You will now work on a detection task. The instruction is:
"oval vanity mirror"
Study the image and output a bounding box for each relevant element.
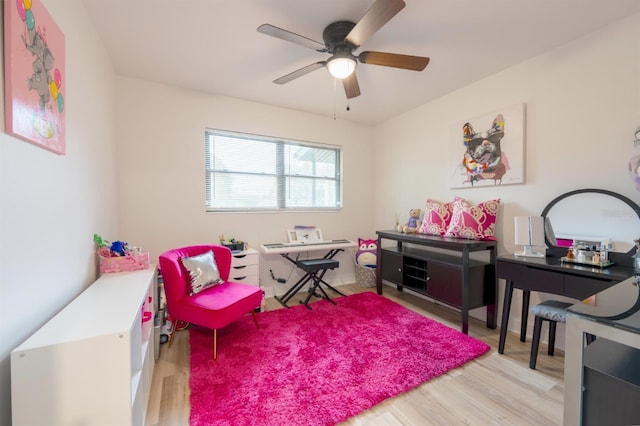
[541,189,640,259]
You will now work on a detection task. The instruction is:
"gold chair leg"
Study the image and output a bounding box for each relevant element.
[213,329,217,360]
[168,320,189,348]
[252,311,260,329]
[168,323,177,348]
[212,312,258,360]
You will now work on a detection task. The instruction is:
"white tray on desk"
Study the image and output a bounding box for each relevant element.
[560,256,614,269]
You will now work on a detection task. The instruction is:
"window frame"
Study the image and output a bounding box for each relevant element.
[205,129,343,213]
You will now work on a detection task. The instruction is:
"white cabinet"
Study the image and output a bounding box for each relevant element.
[11,267,156,426]
[230,248,259,285]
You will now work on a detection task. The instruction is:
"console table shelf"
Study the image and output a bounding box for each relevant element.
[376,230,497,334]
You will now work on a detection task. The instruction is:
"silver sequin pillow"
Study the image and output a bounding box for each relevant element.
[181,250,223,295]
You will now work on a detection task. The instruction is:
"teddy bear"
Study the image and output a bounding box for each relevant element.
[397,208,422,233]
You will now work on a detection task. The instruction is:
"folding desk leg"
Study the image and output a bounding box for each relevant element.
[320,278,346,297]
[315,269,346,296]
[319,248,345,296]
[300,274,337,309]
[315,281,336,305]
[275,274,313,308]
[300,275,320,309]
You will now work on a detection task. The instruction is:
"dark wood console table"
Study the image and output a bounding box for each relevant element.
[376,230,498,334]
[497,254,634,354]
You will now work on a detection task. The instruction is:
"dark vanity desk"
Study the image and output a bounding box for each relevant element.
[497,254,634,354]
[564,277,640,425]
[498,187,640,354]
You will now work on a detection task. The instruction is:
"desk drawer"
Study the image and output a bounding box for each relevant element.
[231,274,259,285]
[229,265,259,281]
[498,261,563,292]
[231,252,258,267]
[497,260,525,280]
[564,275,616,299]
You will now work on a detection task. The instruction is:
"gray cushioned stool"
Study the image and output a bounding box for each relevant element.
[529,300,573,369]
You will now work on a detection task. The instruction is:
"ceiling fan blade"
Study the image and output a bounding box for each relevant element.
[345,0,406,48]
[273,61,326,85]
[342,73,361,99]
[257,24,327,52]
[359,51,429,71]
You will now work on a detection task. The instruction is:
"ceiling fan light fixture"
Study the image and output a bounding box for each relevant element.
[327,55,357,79]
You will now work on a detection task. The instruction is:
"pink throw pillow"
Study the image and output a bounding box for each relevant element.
[444,197,501,240]
[418,199,453,235]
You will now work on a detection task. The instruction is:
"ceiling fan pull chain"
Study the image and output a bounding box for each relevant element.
[333,78,338,120]
[346,99,350,112]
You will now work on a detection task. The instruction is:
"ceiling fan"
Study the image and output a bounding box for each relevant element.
[257,0,429,99]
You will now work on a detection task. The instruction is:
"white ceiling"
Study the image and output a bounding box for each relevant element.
[82,0,640,125]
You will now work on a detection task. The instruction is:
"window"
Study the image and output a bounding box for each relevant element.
[205,130,342,211]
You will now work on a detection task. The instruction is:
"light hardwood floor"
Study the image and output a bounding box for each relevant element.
[146,284,565,426]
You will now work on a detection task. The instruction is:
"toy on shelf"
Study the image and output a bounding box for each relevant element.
[218,235,246,252]
[94,233,149,273]
[396,209,422,234]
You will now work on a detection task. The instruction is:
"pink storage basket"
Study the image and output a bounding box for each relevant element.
[99,252,150,274]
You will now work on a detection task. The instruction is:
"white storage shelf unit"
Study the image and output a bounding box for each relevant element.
[11,267,157,426]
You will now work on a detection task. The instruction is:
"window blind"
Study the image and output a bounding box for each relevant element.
[205,130,342,211]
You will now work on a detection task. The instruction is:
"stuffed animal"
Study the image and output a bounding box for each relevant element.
[355,238,377,267]
[397,208,422,233]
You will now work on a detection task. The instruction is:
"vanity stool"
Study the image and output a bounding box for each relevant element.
[529,300,573,369]
[530,300,598,369]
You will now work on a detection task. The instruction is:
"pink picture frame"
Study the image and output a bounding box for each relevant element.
[4,0,66,155]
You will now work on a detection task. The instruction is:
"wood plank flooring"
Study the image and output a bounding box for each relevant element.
[145,284,565,425]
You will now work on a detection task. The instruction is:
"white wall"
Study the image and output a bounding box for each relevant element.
[0,1,119,425]
[1,6,638,425]
[114,78,376,297]
[373,14,640,341]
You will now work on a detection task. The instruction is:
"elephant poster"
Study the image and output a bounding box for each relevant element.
[4,0,66,155]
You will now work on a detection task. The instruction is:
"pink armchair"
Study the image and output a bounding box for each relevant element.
[158,245,262,359]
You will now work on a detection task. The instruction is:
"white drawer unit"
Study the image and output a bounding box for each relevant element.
[230,248,260,285]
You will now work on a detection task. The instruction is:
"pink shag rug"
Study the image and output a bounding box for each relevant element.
[189,292,490,426]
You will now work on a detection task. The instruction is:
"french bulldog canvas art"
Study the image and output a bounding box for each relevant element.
[461,114,511,186]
